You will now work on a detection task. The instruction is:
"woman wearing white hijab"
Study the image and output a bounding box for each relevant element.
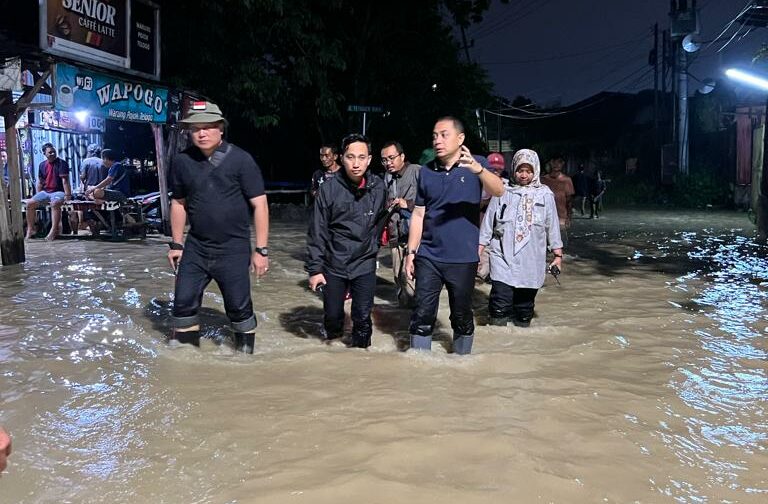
[479,149,563,327]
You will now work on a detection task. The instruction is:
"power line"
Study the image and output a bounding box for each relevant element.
[479,29,650,66]
[472,0,556,42]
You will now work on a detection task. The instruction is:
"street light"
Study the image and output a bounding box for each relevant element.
[725,68,768,91]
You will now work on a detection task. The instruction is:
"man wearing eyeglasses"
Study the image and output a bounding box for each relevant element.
[381,141,420,308]
[166,101,269,354]
[310,143,341,199]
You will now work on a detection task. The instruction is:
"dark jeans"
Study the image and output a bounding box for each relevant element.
[172,244,256,332]
[323,271,377,344]
[410,257,477,337]
[488,281,537,325]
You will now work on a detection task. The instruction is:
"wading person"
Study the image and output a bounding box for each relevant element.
[306,134,387,348]
[25,142,72,240]
[167,101,269,353]
[479,149,562,327]
[310,143,341,199]
[404,117,504,355]
[541,154,574,247]
[381,140,420,307]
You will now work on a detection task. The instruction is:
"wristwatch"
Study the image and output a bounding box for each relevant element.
[406,249,417,255]
[168,241,184,250]
[255,247,269,257]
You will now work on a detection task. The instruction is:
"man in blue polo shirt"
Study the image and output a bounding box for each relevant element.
[404,116,504,355]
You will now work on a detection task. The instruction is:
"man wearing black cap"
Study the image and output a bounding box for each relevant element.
[166,101,270,353]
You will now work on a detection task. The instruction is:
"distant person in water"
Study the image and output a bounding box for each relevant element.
[479,149,563,327]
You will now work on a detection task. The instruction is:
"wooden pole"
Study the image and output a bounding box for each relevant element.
[151,123,171,236]
[0,110,25,265]
[0,65,52,265]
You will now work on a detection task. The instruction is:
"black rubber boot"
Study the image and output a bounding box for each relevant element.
[489,316,508,327]
[512,318,531,328]
[170,329,200,347]
[234,332,255,354]
[410,334,432,351]
[453,334,474,355]
[348,334,371,349]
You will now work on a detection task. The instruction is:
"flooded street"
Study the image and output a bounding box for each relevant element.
[1,208,767,503]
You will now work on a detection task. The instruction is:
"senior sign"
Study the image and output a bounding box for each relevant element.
[44,0,128,69]
[55,63,168,123]
[40,0,161,80]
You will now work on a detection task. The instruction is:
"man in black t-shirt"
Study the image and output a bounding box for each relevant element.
[167,101,270,353]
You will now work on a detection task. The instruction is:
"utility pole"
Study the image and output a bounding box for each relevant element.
[677,48,689,175]
[669,0,697,176]
[459,24,473,62]
[653,23,660,160]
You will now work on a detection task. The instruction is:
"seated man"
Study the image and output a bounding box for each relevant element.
[83,149,131,235]
[70,143,105,234]
[25,142,72,240]
[85,149,130,203]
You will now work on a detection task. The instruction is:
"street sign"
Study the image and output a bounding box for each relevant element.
[347,104,384,113]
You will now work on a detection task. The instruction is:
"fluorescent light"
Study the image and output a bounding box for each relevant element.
[74,110,89,123]
[725,68,768,91]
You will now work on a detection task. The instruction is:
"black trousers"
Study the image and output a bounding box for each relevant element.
[488,281,537,324]
[323,271,377,341]
[409,257,476,337]
[172,244,256,332]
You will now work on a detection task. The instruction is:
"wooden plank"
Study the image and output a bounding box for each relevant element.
[151,123,171,236]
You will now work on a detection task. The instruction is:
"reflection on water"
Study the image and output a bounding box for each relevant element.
[1,209,767,503]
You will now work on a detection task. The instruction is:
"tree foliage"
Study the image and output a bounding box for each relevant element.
[161,0,497,176]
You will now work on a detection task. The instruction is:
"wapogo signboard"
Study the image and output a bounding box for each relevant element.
[54,62,168,123]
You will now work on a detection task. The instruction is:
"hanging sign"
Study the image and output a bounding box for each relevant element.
[54,62,168,123]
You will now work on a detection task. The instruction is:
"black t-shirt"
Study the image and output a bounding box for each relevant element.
[170,141,265,254]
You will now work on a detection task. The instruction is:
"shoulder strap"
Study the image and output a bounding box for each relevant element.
[209,144,233,167]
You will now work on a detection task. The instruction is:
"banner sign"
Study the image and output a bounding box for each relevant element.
[55,62,168,123]
[41,0,161,80]
[130,0,158,76]
[44,0,128,69]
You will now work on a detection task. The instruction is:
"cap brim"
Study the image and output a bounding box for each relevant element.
[179,113,228,126]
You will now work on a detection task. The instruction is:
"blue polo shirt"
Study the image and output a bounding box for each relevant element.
[415,158,486,263]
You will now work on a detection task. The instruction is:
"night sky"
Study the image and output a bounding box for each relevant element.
[470,0,764,106]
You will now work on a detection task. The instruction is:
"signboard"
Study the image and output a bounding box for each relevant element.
[54,62,168,123]
[32,110,105,132]
[43,0,128,69]
[40,0,161,80]
[347,104,385,113]
[130,0,158,76]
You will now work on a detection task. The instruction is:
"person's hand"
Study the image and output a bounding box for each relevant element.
[64,193,72,201]
[251,252,269,277]
[0,426,11,473]
[549,255,562,271]
[405,253,416,280]
[395,197,408,209]
[309,273,326,291]
[458,146,483,174]
[167,249,182,274]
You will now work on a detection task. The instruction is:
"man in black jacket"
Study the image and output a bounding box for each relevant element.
[306,133,387,348]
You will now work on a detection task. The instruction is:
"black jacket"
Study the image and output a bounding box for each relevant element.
[306,170,387,279]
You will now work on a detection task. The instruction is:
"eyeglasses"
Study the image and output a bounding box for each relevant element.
[380,154,402,164]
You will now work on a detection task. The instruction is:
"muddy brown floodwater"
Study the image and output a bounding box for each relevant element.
[1,208,767,503]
